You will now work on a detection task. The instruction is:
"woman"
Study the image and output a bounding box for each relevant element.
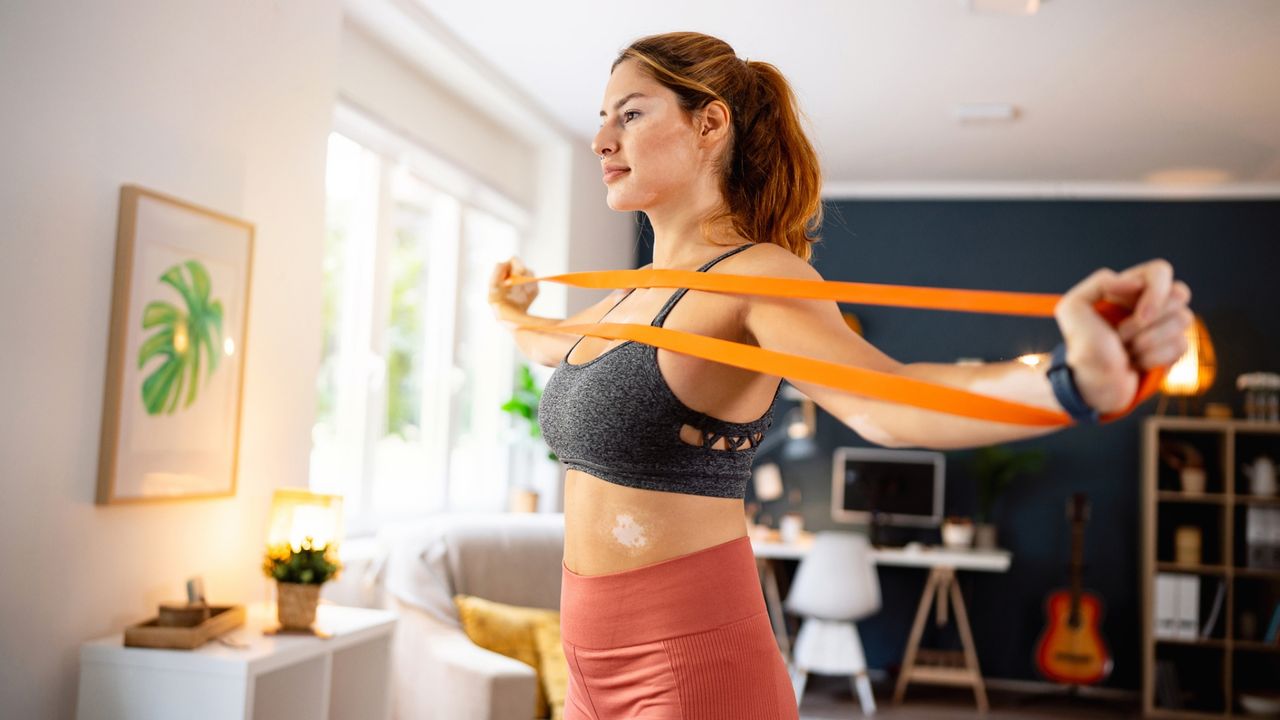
[489,32,1191,720]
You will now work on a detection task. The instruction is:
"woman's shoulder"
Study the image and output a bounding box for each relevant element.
[730,241,822,281]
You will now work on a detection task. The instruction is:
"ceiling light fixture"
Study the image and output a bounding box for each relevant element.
[952,103,1021,123]
[964,0,1042,16]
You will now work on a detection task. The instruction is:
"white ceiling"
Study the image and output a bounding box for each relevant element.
[413,0,1280,197]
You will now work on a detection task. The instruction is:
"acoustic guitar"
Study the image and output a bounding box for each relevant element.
[1034,492,1113,685]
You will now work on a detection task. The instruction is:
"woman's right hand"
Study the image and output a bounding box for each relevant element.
[489,256,539,316]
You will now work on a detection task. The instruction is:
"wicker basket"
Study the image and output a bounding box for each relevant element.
[276,581,321,630]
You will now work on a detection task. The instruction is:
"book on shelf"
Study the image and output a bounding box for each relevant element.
[1154,659,1183,710]
[1245,507,1280,570]
[1264,603,1280,645]
[1154,573,1200,640]
[1199,579,1225,639]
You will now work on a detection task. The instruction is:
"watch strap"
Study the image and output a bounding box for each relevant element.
[1048,342,1100,425]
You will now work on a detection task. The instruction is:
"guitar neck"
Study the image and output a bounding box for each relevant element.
[1070,524,1084,616]
[1067,495,1088,624]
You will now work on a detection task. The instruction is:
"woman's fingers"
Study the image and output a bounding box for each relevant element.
[1128,307,1193,368]
[1117,280,1190,342]
[1118,258,1175,323]
[488,257,537,311]
[489,259,516,304]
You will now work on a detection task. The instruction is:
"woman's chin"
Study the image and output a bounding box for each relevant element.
[605,193,642,212]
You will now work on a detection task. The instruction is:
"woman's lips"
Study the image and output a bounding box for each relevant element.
[603,168,630,183]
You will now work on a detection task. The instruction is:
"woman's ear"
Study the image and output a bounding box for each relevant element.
[696,100,732,146]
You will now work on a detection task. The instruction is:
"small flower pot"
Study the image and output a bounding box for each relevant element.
[1179,466,1207,495]
[509,488,539,513]
[941,517,975,549]
[974,523,998,550]
[276,581,321,630]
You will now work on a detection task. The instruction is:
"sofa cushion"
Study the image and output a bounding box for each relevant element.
[454,594,560,719]
[533,613,569,720]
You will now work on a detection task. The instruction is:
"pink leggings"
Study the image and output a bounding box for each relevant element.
[560,535,799,720]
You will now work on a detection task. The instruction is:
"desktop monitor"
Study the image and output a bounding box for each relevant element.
[831,447,945,528]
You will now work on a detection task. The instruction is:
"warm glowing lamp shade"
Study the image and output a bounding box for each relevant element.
[266,488,343,552]
[1158,314,1216,415]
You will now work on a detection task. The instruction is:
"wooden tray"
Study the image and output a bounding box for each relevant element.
[124,604,245,649]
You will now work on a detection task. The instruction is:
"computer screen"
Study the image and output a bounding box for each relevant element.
[831,447,945,527]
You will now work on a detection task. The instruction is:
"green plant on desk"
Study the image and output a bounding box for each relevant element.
[971,445,1045,547]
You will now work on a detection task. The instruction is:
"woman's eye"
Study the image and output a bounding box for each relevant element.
[623,110,640,123]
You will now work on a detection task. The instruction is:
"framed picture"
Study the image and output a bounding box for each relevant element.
[96,185,254,504]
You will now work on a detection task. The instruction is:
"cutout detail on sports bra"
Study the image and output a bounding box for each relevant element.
[678,423,766,451]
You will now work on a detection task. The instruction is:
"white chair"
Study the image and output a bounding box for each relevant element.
[783,531,881,715]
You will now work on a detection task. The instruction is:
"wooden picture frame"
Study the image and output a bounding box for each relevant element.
[96,185,254,504]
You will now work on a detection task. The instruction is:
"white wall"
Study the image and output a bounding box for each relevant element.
[0,1,343,717]
[0,1,635,716]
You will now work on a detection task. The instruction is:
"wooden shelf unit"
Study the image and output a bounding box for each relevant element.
[1142,417,1280,718]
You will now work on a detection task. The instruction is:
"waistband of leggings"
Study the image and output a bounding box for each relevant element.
[560,535,767,649]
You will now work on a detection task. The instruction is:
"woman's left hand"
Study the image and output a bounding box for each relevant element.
[1054,259,1193,414]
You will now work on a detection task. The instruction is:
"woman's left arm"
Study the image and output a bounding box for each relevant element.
[741,249,1192,450]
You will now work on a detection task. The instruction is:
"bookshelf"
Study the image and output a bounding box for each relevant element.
[1142,416,1280,718]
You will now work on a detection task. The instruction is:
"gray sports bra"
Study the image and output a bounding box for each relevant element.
[537,243,783,499]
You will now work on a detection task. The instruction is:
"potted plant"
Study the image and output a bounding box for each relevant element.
[941,516,976,549]
[970,444,1046,550]
[500,363,557,511]
[262,536,342,631]
[1159,440,1207,494]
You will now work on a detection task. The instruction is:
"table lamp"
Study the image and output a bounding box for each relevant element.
[1157,313,1216,416]
[266,488,344,552]
[264,488,343,633]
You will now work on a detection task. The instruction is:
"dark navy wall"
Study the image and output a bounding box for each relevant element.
[636,200,1280,688]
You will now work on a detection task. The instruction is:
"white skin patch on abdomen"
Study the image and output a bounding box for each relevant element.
[611,513,649,549]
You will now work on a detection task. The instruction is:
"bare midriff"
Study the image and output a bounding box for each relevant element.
[562,468,749,576]
[556,246,775,577]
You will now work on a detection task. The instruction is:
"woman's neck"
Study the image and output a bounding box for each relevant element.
[645,200,742,270]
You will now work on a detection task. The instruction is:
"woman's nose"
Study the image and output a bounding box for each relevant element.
[592,127,616,158]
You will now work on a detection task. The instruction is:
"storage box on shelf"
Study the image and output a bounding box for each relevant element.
[1142,416,1280,719]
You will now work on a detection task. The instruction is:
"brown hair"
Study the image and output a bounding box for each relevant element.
[613,32,823,262]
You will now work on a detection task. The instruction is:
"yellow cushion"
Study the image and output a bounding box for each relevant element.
[532,614,569,720]
[453,594,559,719]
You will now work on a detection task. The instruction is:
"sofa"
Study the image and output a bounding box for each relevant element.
[383,512,565,720]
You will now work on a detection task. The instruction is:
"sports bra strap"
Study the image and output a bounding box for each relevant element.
[652,243,755,327]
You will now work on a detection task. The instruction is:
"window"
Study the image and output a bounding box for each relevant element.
[312,104,527,534]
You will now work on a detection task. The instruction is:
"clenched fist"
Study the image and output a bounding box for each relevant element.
[489,256,539,316]
[1055,258,1193,414]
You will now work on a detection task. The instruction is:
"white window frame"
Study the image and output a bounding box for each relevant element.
[317,100,531,536]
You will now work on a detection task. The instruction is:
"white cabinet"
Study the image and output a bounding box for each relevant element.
[77,603,396,720]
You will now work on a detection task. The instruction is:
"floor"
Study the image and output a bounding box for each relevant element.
[798,676,1139,719]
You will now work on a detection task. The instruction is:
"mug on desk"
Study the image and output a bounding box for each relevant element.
[779,513,805,544]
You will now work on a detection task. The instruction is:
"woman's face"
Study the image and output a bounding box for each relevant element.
[592,59,709,212]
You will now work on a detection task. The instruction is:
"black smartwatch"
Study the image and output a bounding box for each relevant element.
[1047,342,1100,425]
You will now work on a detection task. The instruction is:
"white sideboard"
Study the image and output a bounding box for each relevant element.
[77,603,396,720]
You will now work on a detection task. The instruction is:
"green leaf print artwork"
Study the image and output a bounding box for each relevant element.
[137,260,225,415]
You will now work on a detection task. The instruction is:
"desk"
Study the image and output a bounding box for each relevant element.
[752,535,1011,712]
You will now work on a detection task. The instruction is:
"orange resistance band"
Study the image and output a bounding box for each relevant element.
[502,269,1167,427]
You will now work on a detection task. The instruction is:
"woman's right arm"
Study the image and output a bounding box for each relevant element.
[489,257,637,368]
